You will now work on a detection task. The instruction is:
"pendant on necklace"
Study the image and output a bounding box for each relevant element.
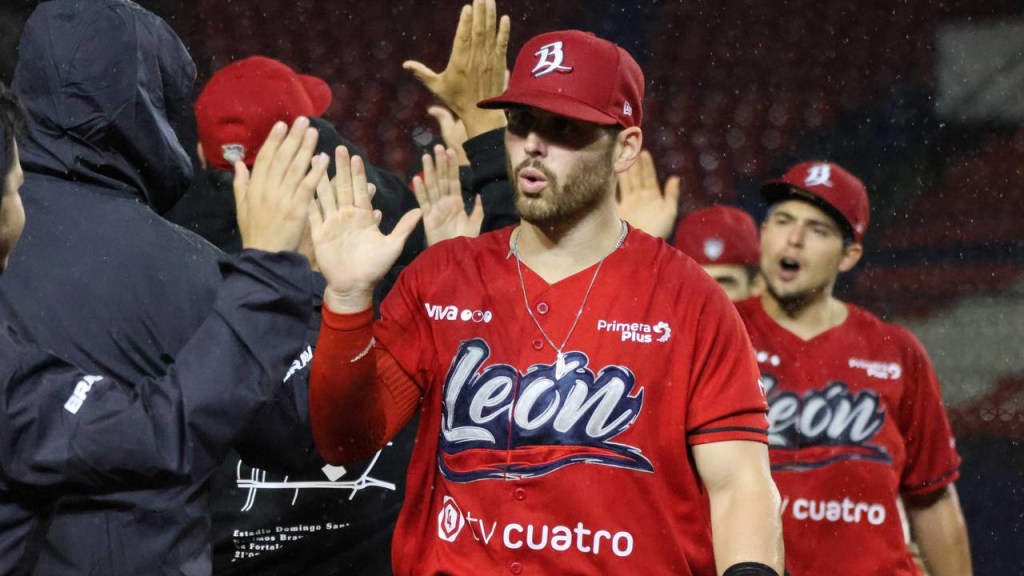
[555,352,568,379]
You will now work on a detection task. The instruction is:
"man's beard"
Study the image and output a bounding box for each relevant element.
[509,144,615,228]
[764,274,829,313]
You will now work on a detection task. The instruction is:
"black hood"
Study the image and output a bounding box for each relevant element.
[308,116,371,181]
[13,0,196,212]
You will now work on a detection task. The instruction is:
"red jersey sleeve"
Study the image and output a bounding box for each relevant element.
[374,247,442,387]
[309,305,422,465]
[895,327,962,497]
[685,281,770,446]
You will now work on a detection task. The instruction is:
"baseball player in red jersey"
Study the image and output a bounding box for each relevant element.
[304,3,784,574]
[736,162,972,575]
[673,205,762,302]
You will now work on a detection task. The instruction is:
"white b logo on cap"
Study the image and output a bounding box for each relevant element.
[532,41,574,78]
[804,164,833,188]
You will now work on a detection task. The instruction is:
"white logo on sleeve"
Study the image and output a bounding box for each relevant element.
[64,375,103,414]
[531,41,574,78]
[804,164,834,187]
[283,345,314,382]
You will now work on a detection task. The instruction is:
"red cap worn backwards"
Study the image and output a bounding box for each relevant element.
[674,205,760,267]
[478,30,644,128]
[760,161,870,242]
[195,56,332,171]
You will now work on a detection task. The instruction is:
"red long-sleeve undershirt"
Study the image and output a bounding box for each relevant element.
[309,305,422,465]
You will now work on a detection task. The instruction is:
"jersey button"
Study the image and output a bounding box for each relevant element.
[510,561,524,574]
[532,339,544,351]
[513,487,527,501]
[536,302,549,315]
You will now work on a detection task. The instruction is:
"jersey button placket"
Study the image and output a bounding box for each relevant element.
[536,301,549,315]
[510,561,524,574]
[513,487,526,502]
[531,339,544,351]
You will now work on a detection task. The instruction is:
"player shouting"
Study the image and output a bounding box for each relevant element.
[736,162,972,575]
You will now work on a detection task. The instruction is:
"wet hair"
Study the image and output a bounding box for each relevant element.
[0,81,27,193]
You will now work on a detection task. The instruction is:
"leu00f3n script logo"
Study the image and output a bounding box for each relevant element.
[763,375,891,472]
[437,339,652,482]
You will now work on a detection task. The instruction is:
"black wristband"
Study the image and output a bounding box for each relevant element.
[723,562,781,576]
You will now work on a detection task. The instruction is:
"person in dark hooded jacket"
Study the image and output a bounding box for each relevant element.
[175,58,426,574]
[182,55,512,573]
[184,59,416,571]
[0,78,334,574]
[207,116,422,576]
[0,2,327,574]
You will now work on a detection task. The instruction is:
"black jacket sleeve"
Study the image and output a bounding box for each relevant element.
[0,250,315,491]
[230,271,325,474]
[463,128,518,232]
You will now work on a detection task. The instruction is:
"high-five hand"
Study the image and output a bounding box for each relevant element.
[413,144,483,247]
[427,105,470,166]
[616,150,682,240]
[233,117,328,253]
[311,146,422,313]
[402,0,510,138]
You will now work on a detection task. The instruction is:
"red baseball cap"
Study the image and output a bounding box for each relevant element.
[673,206,760,266]
[195,56,332,171]
[478,30,643,128]
[760,161,870,242]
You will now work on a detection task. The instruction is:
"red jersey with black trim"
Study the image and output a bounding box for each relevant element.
[735,298,962,576]
[376,226,768,575]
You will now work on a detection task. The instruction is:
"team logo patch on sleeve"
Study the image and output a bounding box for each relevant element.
[437,339,652,482]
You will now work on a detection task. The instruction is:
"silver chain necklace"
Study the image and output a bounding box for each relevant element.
[511,220,628,379]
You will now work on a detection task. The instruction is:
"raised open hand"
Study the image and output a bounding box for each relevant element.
[427,105,470,165]
[413,144,483,247]
[233,117,328,253]
[402,0,510,138]
[311,146,422,313]
[617,150,682,240]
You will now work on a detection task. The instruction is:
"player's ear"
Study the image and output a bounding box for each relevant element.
[838,241,863,273]
[612,127,642,174]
